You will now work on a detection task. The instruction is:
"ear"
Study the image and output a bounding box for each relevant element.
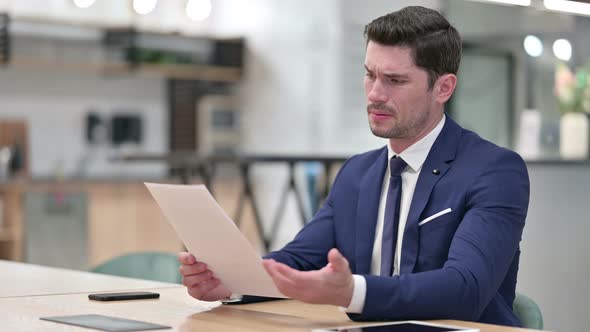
[434,73,457,104]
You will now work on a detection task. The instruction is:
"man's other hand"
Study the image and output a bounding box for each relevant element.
[262,248,354,307]
[177,252,231,301]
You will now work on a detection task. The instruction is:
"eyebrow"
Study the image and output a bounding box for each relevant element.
[364,65,409,80]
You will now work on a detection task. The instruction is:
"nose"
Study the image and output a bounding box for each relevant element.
[366,79,388,104]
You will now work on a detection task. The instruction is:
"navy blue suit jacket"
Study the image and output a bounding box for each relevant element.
[266,116,530,326]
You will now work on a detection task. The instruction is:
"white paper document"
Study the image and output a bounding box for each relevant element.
[145,183,285,298]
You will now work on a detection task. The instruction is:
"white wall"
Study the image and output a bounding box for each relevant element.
[210,0,341,154]
[0,67,167,178]
[521,165,590,332]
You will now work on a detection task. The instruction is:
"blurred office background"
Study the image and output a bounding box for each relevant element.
[0,0,589,330]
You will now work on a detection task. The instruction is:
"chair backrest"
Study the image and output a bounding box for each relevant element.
[513,292,544,329]
[91,252,181,284]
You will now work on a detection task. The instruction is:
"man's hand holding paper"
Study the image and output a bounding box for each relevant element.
[178,252,231,301]
[145,183,284,299]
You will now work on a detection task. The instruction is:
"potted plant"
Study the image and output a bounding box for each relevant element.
[555,62,590,159]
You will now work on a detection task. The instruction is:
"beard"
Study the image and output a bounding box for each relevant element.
[367,103,432,139]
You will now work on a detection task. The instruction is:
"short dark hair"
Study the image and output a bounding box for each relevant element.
[364,6,462,88]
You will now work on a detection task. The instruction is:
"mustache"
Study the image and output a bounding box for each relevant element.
[367,103,395,114]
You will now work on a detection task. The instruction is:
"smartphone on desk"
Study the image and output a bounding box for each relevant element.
[88,291,160,301]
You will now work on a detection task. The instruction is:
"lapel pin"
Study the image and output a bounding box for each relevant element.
[432,169,440,175]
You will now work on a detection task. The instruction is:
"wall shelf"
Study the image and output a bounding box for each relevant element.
[8,57,242,82]
[1,14,245,82]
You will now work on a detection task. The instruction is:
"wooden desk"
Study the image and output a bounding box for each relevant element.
[0,260,178,297]
[0,287,548,332]
[0,262,548,331]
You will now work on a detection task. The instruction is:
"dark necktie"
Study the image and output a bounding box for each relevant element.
[380,156,407,276]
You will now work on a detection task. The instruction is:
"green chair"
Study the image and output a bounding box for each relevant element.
[91,252,182,284]
[513,292,543,329]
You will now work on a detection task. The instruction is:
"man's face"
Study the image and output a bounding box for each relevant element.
[364,41,439,140]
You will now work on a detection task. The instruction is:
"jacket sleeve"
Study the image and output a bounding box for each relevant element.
[349,150,529,321]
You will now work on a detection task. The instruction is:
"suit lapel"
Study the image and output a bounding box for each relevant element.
[399,116,462,274]
[354,147,388,275]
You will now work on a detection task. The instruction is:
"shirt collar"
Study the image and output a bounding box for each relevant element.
[387,114,446,173]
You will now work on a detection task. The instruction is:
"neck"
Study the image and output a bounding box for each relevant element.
[389,112,443,153]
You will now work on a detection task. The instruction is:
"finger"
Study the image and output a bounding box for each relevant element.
[187,287,204,300]
[182,271,214,288]
[265,261,328,303]
[327,248,349,272]
[187,283,210,300]
[263,259,316,286]
[269,260,312,284]
[186,277,229,302]
[179,262,208,276]
[263,259,295,280]
[263,260,293,285]
[194,278,221,296]
[177,252,196,264]
[262,259,280,279]
[263,260,298,296]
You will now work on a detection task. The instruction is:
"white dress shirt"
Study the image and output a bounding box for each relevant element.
[344,114,446,313]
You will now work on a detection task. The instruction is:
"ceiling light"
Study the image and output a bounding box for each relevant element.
[133,0,158,15]
[544,0,590,16]
[73,0,95,9]
[186,0,212,22]
[524,35,543,57]
[553,39,572,61]
[482,0,531,6]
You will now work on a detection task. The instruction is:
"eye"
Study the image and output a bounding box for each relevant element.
[365,71,375,80]
[389,78,405,85]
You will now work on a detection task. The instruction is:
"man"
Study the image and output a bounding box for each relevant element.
[178,6,529,327]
